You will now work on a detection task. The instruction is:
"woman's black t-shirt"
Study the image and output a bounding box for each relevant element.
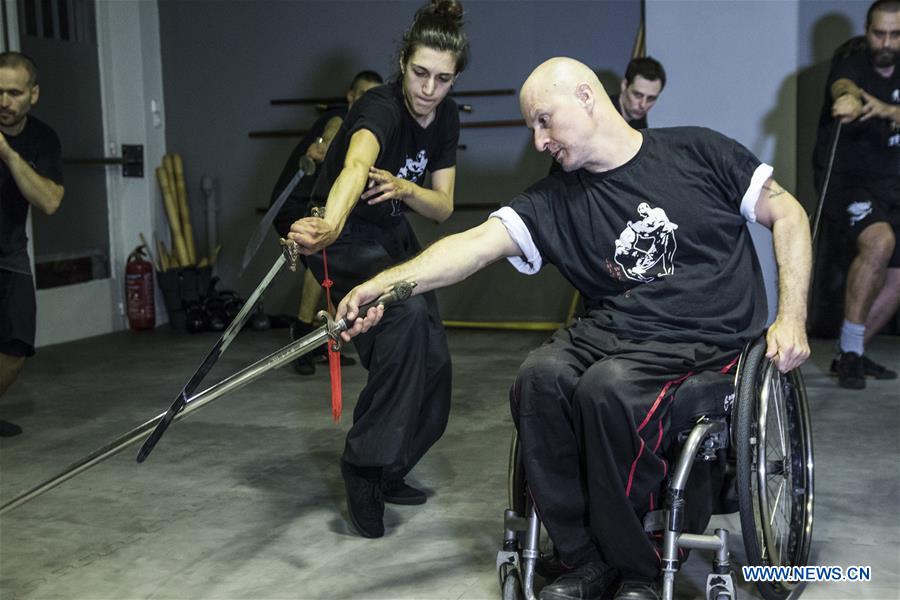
[311,81,459,227]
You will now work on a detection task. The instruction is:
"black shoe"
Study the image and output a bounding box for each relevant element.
[535,550,571,580]
[832,355,898,380]
[382,478,426,505]
[539,561,618,600]
[341,460,384,538]
[613,580,661,600]
[862,355,898,379]
[832,352,866,389]
[0,419,22,437]
[290,321,317,376]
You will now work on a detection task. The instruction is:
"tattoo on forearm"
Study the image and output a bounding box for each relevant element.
[764,182,786,199]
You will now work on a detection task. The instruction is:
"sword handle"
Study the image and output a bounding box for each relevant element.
[337,281,416,332]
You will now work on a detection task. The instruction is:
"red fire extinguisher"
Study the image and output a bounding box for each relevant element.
[125,245,156,330]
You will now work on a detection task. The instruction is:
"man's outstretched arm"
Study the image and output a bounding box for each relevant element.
[336,217,521,340]
[754,177,811,373]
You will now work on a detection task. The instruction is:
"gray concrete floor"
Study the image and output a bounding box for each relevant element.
[0,327,897,600]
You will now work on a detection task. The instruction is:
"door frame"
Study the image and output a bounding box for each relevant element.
[3,0,167,347]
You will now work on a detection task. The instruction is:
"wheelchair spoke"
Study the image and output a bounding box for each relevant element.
[770,375,787,457]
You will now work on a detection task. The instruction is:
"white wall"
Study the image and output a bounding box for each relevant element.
[96,0,168,328]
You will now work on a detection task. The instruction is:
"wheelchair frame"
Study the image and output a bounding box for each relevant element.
[496,337,814,600]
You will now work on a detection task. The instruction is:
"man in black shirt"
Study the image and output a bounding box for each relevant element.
[549,57,665,174]
[612,56,666,130]
[336,58,811,600]
[270,70,382,375]
[814,0,900,389]
[0,52,64,437]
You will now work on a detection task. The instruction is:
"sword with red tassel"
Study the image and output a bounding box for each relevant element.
[0,271,415,515]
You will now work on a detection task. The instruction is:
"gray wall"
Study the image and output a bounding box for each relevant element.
[157,0,639,322]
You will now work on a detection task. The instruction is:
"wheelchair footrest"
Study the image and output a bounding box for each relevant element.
[705,571,736,600]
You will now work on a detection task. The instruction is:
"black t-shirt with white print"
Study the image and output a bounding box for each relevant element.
[311,81,459,227]
[502,127,769,350]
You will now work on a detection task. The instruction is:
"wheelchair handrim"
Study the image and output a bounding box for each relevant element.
[736,340,815,599]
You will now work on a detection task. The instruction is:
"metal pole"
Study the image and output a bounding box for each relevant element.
[811,120,842,248]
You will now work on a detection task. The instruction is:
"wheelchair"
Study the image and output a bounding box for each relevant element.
[496,336,814,600]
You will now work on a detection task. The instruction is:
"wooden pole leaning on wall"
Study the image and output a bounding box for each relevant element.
[172,154,197,265]
[155,165,190,267]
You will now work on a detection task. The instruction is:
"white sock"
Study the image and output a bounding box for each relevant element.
[839,320,865,356]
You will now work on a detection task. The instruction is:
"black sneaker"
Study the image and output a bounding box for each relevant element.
[538,560,618,600]
[833,352,866,389]
[341,460,384,538]
[382,478,426,505]
[290,321,318,376]
[862,356,898,379]
[613,579,661,600]
[831,354,897,380]
[0,419,22,437]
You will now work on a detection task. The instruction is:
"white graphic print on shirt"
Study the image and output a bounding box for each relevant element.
[390,150,429,216]
[614,202,679,283]
[847,200,873,226]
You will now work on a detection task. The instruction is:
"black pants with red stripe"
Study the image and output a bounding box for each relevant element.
[305,217,452,480]
[510,315,739,580]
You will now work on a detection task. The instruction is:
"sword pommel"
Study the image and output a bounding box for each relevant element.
[298,155,316,178]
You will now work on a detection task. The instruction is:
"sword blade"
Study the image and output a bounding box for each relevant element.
[0,280,416,515]
[1,325,332,515]
[240,155,316,275]
[136,253,287,463]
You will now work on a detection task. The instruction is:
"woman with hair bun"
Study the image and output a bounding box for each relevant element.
[289,0,468,538]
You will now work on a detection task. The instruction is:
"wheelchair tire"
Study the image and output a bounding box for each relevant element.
[734,338,814,600]
[501,569,523,600]
[508,429,528,517]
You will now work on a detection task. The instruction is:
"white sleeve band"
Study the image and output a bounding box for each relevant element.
[488,206,543,274]
[740,163,774,223]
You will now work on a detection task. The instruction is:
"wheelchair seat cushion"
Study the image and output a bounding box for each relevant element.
[667,369,734,433]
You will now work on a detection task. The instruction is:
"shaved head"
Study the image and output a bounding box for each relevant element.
[519,57,638,173]
[520,57,608,115]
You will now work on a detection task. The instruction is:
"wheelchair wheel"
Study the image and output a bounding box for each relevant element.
[734,337,814,600]
[507,429,556,574]
[501,568,523,600]
[508,429,528,516]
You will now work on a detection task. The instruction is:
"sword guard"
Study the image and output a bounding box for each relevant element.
[316,309,342,352]
[280,238,301,271]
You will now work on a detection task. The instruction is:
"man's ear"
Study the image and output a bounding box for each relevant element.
[620,78,628,95]
[30,84,40,106]
[398,57,405,75]
[575,82,594,112]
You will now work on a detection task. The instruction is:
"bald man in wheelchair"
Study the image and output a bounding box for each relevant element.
[333,57,811,600]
